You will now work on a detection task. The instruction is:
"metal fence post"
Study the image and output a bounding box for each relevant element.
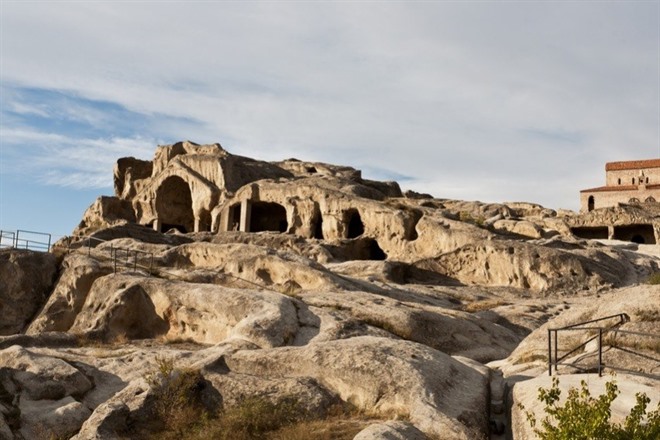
[548,329,552,376]
[598,328,603,377]
[554,329,558,375]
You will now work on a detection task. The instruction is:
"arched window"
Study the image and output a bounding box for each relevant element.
[645,196,656,203]
[587,196,595,212]
[617,178,621,185]
[632,178,636,184]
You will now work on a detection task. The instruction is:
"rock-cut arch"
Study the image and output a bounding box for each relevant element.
[155,176,194,233]
[250,202,288,233]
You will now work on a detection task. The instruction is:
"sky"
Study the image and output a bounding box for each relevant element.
[1,1,659,239]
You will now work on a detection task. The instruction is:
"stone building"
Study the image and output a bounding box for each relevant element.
[579,159,660,212]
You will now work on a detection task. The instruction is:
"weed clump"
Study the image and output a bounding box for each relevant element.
[646,272,660,285]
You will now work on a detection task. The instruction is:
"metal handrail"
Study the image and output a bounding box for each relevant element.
[548,313,629,377]
[0,229,52,252]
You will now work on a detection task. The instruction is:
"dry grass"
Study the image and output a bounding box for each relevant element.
[633,309,660,322]
[462,299,508,313]
[268,419,371,440]
[513,352,547,365]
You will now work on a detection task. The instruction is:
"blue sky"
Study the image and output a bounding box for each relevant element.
[1,1,659,238]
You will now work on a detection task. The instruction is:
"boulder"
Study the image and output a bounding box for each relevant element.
[223,336,490,439]
[0,249,58,335]
[354,421,427,440]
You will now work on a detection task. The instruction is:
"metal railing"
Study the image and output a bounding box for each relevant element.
[0,229,52,252]
[111,247,154,276]
[548,313,629,377]
[3,229,269,288]
[62,234,156,277]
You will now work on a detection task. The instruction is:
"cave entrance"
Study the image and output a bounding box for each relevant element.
[345,209,364,238]
[368,239,387,260]
[155,176,194,233]
[312,204,324,239]
[250,202,288,233]
[613,224,656,244]
[570,226,609,240]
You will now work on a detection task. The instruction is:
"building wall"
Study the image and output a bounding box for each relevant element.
[580,187,660,212]
[605,168,660,187]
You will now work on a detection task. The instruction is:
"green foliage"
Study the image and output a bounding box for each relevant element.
[520,377,660,440]
[645,272,660,285]
[458,211,486,227]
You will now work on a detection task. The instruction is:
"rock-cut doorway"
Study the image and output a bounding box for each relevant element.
[155,176,195,233]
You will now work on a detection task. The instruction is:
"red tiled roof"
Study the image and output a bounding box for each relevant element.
[605,159,660,171]
[580,183,660,193]
[580,185,637,193]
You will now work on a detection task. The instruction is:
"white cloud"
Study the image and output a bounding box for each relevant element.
[0,127,156,188]
[1,1,658,210]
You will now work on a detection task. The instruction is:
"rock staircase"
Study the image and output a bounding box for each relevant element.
[489,368,510,440]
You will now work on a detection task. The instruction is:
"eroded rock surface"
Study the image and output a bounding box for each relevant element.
[3,142,660,439]
[0,249,58,335]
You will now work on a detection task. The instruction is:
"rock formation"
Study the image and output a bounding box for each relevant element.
[1,141,658,440]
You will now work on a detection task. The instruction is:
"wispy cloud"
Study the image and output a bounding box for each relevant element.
[1,127,156,188]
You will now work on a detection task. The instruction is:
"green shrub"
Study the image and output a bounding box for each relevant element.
[521,377,660,440]
[646,272,660,285]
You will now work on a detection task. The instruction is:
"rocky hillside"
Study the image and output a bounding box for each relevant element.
[1,142,658,440]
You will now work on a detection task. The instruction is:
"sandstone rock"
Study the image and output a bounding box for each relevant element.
[19,396,92,440]
[298,290,520,363]
[71,380,149,440]
[223,336,490,439]
[353,421,427,440]
[27,254,112,335]
[492,219,544,239]
[114,156,153,200]
[69,274,301,347]
[73,196,136,236]
[0,250,58,335]
[0,414,11,440]
[416,239,658,293]
[0,345,92,400]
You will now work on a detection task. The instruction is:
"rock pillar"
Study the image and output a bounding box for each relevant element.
[240,200,251,232]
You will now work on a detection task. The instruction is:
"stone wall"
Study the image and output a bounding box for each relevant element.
[580,186,660,211]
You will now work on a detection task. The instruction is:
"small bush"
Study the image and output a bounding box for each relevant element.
[646,272,660,285]
[459,211,485,226]
[520,377,660,440]
[144,356,208,438]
